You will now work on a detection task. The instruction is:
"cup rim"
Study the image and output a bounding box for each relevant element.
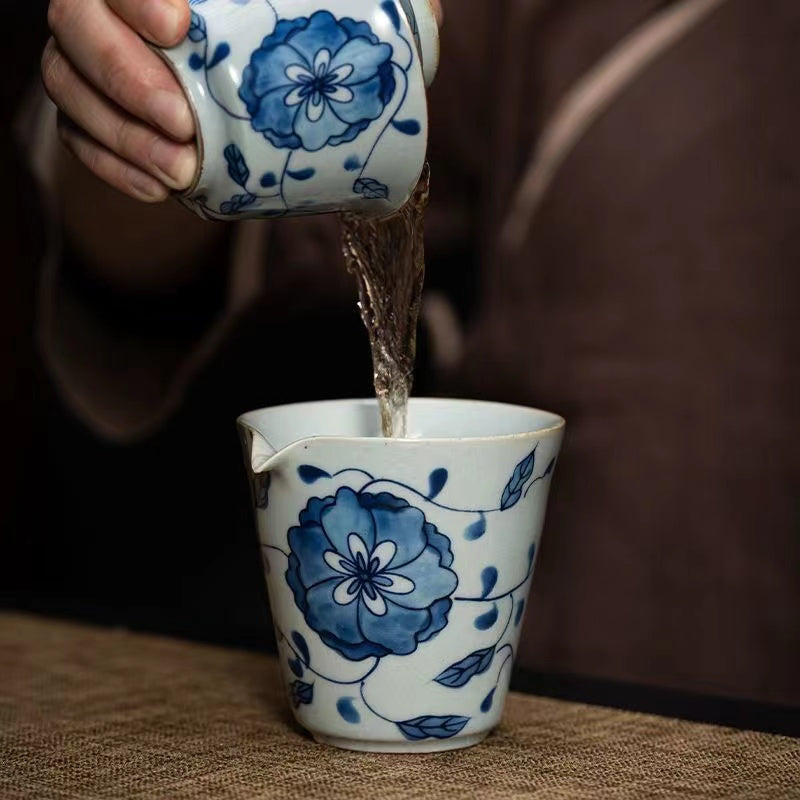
[237,396,566,444]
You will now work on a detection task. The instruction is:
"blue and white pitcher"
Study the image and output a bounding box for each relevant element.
[157,0,438,220]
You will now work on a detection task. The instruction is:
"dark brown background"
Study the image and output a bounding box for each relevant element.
[2,0,798,712]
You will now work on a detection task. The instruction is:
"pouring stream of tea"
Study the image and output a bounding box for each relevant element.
[340,163,431,438]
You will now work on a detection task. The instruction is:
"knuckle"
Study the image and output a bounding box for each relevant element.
[110,116,140,159]
[99,45,137,105]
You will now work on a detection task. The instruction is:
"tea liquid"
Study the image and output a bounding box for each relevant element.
[340,164,431,438]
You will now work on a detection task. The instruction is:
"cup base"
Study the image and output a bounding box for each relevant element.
[311,731,490,754]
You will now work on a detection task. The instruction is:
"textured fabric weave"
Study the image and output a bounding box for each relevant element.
[1,612,797,799]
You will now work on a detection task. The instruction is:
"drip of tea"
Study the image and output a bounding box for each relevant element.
[340,164,431,438]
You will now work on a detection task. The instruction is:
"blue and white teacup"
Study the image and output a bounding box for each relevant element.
[237,398,566,752]
[157,0,438,220]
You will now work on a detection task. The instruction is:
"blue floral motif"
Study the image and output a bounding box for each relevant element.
[240,11,397,153]
[286,487,458,660]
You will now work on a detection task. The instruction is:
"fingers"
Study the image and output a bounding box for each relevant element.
[47,0,193,142]
[106,0,190,47]
[42,37,196,192]
[57,112,170,203]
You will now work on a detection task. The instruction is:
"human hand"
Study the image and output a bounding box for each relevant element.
[42,0,197,203]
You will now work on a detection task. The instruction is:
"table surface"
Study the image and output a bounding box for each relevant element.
[1,612,798,800]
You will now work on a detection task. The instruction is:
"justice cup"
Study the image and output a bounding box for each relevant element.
[237,398,565,753]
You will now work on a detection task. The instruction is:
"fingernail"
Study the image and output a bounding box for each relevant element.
[150,139,197,190]
[143,0,182,44]
[149,89,194,141]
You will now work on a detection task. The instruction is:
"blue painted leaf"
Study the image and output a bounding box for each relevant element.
[514,599,525,627]
[544,457,556,477]
[189,53,205,71]
[287,168,316,181]
[260,172,277,188]
[480,689,496,713]
[207,42,230,69]
[481,567,498,599]
[465,513,487,541]
[391,119,421,136]
[297,465,331,484]
[224,144,250,187]
[220,193,256,214]
[188,11,207,41]
[381,0,401,30]
[291,631,310,665]
[474,604,499,631]
[397,715,470,741]
[427,468,448,500]
[288,658,303,678]
[528,543,536,568]
[500,449,536,510]
[289,680,313,708]
[353,178,389,200]
[336,697,361,724]
[434,646,495,688]
[344,156,362,171]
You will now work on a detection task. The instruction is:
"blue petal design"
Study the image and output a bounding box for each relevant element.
[381,0,401,31]
[481,567,498,599]
[288,657,304,678]
[333,40,393,86]
[344,156,362,171]
[354,178,389,200]
[501,449,536,510]
[514,600,525,627]
[528,543,536,568]
[336,697,361,724]
[480,689,496,713]
[427,468,448,500]
[464,513,487,541]
[189,53,204,71]
[358,599,429,655]
[290,11,350,62]
[290,680,314,707]
[475,604,499,631]
[291,631,311,665]
[391,119,421,136]
[293,98,349,152]
[287,524,339,588]
[298,465,331,484]
[434,646,495,688]
[188,11,207,41]
[370,500,427,568]
[287,488,456,660]
[224,143,250,187]
[544,457,556,477]
[287,168,316,181]
[397,715,470,741]
[321,487,376,554]
[387,547,457,610]
[207,42,230,69]
[220,193,256,214]
[239,11,395,152]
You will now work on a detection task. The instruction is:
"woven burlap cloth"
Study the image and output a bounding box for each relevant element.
[1,612,797,799]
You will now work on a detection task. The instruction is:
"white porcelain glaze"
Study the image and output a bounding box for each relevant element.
[237,398,566,753]
[158,0,435,220]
